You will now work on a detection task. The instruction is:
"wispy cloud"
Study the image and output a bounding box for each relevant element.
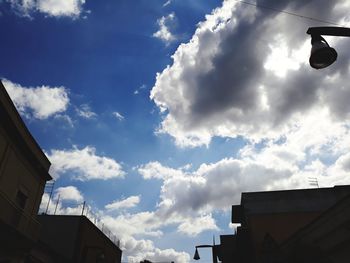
[2,79,69,119]
[163,0,171,7]
[134,84,147,95]
[53,114,74,127]
[76,104,97,119]
[112,111,125,121]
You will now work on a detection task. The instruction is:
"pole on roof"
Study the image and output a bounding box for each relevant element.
[45,180,55,214]
[81,201,86,215]
[54,194,60,215]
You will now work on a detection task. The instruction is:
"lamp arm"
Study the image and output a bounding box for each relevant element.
[195,245,213,248]
[307,27,350,37]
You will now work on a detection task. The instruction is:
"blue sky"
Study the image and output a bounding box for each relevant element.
[2,0,350,262]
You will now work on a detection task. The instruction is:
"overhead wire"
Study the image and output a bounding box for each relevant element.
[234,0,345,27]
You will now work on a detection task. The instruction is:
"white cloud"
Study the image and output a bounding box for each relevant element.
[128,247,190,263]
[105,195,140,211]
[102,211,163,238]
[54,186,83,202]
[140,159,292,220]
[7,0,86,17]
[47,146,125,181]
[3,79,69,119]
[37,0,85,17]
[112,111,125,121]
[153,13,176,44]
[177,214,219,236]
[76,104,97,119]
[138,161,184,180]
[101,213,190,263]
[135,114,350,232]
[150,0,350,147]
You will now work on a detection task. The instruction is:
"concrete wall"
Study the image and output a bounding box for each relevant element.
[38,215,122,263]
[77,217,122,263]
[38,215,81,261]
[247,211,322,257]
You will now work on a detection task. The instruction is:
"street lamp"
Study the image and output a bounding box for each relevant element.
[307,27,350,69]
[193,240,220,263]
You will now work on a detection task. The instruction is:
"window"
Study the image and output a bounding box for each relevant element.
[16,190,28,210]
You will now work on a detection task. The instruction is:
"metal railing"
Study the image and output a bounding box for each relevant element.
[42,195,120,248]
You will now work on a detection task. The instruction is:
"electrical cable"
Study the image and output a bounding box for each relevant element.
[235,0,345,27]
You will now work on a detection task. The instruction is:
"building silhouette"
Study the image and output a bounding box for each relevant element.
[0,81,122,262]
[231,185,350,262]
[196,186,350,263]
[0,80,52,261]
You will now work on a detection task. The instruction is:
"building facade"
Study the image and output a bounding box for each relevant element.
[1,80,123,262]
[0,81,52,262]
[231,186,350,263]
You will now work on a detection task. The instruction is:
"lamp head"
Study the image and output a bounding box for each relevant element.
[193,248,200,260]
[309,35,337,69]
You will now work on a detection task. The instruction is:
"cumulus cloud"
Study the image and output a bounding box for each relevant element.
[121,236,189,263]
[100,212,190,263]
[7,0,86,17]
[151,0,350,147]
[105,196,140,211]
[139,159,293,219]
[135,112,350,234]
[177,214,219,236]
[153,13,177,44]
[3,79,69,119]
[54,186,83,202]
[47,146,125,181]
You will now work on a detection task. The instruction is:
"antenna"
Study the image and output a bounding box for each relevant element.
[308,177,319,188]
[44,180,55,214]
